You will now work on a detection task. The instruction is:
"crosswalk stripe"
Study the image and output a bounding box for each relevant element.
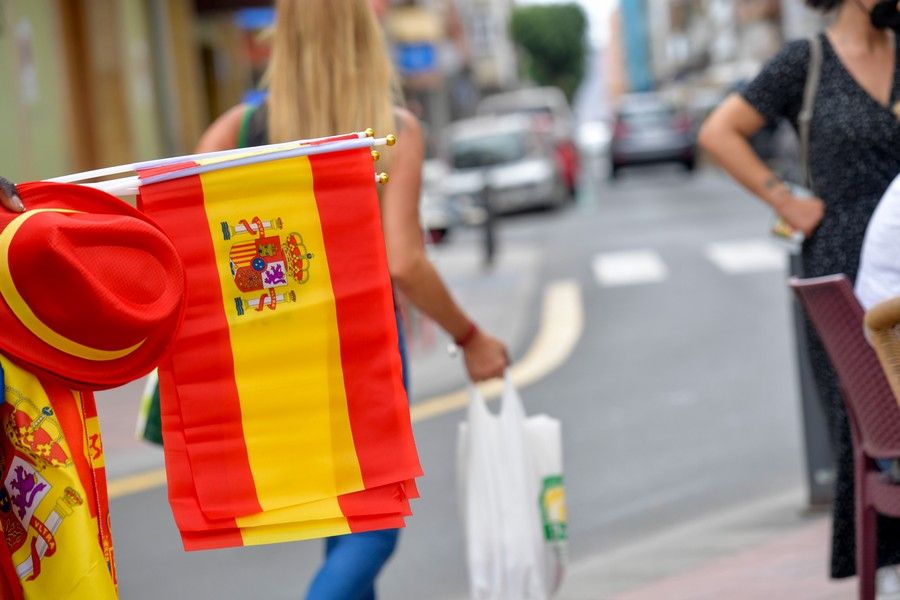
[592,250,669,287]
[704,239,787,274]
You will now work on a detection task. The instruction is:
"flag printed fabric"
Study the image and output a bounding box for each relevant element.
[137,140,422,550]
[160,360,412,531]
[0,355,117,599]
[160,357,409,551]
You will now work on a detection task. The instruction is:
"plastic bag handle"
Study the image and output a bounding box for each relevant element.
[499,371,528,421]
[467,383,493,419]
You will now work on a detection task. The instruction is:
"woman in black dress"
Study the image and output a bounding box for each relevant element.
[700,0,900,585]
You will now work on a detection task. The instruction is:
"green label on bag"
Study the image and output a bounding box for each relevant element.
[540,475,567,542]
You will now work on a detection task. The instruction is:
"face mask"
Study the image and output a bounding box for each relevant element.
[870,0,900,31]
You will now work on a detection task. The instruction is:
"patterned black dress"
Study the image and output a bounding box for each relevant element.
[742,33,900,578]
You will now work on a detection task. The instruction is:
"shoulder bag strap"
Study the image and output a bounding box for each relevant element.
[799,34,823,191]
[237,104,256,149]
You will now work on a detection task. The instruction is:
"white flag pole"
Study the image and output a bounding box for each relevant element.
[82,135,394,197]
[46,131,371,184]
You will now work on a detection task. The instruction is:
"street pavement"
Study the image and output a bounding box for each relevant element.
[98,163,815,598]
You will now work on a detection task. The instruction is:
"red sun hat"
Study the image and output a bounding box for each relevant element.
[0,181,186,390]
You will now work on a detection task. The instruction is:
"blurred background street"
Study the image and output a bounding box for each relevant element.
[0,0,852,597]
[98,163,814,599]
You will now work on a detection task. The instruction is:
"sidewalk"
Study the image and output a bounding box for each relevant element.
[559,488,856,600]
[614,519,853,600]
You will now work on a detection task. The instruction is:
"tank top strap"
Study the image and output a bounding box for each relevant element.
[240,103,270,148]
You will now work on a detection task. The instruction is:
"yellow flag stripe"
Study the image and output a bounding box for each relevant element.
[239,516,352,546]
[199,157,363,511]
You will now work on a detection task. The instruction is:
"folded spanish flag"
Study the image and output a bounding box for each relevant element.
[157,361,411,550]
[0,355,117,598]
[137,140,422,550]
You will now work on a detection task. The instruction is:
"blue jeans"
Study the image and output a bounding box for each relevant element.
[305,313,408,600]
[305,529,400,600]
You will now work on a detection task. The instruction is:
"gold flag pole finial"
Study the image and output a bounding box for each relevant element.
[377,172,390,185]
[371,150,381,162]
[364,128,376,138]
[385,134,397,147]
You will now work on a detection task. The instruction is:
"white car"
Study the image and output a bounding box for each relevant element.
[420,159,458,243]
[443,115,567,218]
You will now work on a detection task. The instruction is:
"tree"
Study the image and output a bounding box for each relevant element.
[509,4,587,101]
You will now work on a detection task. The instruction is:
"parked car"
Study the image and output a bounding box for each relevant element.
[420,159,458,244]
[609,93,696,178]
[443,114,568,218]
[476,87,579,196]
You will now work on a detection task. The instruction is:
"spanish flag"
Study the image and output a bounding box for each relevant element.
[137,140,422,550]
[0,355,117,598]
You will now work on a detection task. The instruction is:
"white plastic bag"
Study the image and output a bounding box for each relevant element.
[458,375,567,599]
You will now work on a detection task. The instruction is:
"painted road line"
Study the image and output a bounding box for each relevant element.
[705,239,786,275]
[107,467,167,499]
[592,250,668,287]
[409,279,584,421]
[108,278,585,500]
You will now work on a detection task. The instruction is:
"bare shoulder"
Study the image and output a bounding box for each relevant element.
[387,109,424,179]
[195,104,249,152]
[394,108,423,145]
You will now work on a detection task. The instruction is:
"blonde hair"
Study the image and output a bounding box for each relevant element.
[265,0,400,143]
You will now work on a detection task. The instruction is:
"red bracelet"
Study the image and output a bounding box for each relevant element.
[454,322,479,347]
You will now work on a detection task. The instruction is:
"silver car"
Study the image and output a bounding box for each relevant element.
[443,115,567,218]
[476,87,579,196]
[609,93,696,178]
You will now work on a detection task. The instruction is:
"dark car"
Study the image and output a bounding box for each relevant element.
[609,93,696,178]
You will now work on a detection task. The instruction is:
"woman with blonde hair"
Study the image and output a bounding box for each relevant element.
[196,0,509,597]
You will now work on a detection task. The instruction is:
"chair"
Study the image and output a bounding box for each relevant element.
[865,296,900,407]
[790,275,900,600]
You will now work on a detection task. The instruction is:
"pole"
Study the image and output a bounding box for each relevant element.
[790,250,835,510]
[481,181,497,269]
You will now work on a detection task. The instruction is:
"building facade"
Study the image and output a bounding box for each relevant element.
[453,0,517,93]
[0,0,528,182]
[0,0,217,181]
[609,0,824,96]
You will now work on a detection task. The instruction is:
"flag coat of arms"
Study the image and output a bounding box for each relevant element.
[138,139,423,550]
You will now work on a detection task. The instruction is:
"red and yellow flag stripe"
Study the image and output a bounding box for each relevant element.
[159,357,410,550]
[162,363,412,526]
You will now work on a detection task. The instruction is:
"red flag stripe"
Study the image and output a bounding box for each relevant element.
[157,360,243,544]
[44,383,97,520]
[309,150,423,489]
[139,165,261,517]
